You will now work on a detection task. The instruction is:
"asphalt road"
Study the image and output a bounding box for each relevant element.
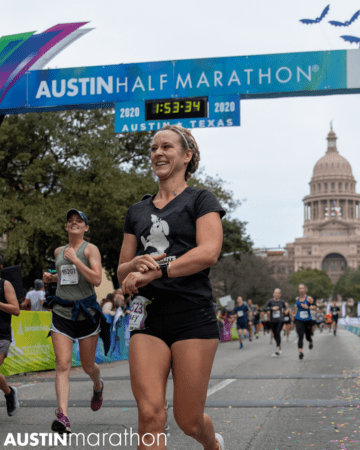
[1,326,360,450]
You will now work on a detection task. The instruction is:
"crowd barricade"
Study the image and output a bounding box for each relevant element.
[338,317,360,336]
[0,311,130,377]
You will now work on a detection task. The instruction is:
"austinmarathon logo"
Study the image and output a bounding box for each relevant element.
[3,430,167,447]
[0,22,92,104]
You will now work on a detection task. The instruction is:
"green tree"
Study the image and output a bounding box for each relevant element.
[287,267,333,299]
[210,254,296,306]
[0,109,155,288]
[334,268,360,302]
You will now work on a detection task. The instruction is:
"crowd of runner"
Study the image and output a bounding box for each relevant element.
[218,288,342,359]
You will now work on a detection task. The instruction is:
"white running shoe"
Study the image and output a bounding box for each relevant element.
[215,432,225,450]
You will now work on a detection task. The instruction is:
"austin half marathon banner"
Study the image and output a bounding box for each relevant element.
[0,312,129,377]
[2,49,360,115]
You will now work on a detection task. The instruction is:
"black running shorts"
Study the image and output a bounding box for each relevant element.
[49,311,101,342]
[130,305,219,348]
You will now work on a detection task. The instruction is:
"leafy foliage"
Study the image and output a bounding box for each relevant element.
[287,267,333,299]
[334,268,360,302]
[210,254,296,306]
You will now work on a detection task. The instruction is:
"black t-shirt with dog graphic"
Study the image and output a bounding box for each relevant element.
[123,187,225,314]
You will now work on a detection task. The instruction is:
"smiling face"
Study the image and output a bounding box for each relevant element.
[66,213,89,236]
[237,296,243,306]
[151,130,192,181]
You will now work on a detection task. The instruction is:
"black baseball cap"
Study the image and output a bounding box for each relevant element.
[66,209,89,226]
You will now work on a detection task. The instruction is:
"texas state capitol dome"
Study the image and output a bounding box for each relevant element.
[283,126,360,284]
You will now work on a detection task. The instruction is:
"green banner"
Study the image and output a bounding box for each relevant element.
[0,312,56,377]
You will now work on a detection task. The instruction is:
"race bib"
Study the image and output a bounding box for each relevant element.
[284,316,289,322]
[60,265,79,285]
[129,296,151,331]
[237,311,244,318]
[299,311,309,319]
[273,310,280,318]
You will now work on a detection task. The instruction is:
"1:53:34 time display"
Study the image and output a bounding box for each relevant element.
[157,100,201,114]
[145,97,208,120]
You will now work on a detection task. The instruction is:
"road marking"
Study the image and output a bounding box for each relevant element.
[2,398,357,408]
[207,379,236,397]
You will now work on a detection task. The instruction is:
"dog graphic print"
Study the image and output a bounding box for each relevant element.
[141,214,170,255]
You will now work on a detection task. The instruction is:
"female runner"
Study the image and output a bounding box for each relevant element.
[118,125,225,450]
[282,302,292,341]
[294,284,316,360]
[43,209,109,433]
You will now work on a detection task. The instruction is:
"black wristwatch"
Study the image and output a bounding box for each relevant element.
[158,262,169,279]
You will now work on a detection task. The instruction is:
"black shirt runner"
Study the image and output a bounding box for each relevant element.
[124,187,225,315]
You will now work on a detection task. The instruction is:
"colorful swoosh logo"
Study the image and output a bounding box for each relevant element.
[0,23,93,104]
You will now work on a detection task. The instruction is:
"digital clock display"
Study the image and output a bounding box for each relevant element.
[145,96,208,120]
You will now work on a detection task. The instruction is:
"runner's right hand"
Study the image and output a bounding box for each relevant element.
[132,253,166,273]
[43,272,53,283]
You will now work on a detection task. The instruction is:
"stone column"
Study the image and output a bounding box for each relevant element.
[327,199,330,220]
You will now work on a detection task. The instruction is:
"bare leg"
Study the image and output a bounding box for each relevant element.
[237,329,242,345]
[79,333,101,391]
[172,339,219,450]
[51,332,74,416]
[130,334,171,449]
[0,352,11,395]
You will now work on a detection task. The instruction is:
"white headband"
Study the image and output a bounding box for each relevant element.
[172,128,189,149]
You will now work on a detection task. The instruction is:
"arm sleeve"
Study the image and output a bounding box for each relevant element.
[123,207,135,235]
[263,300,272,311]
[194,190,226,220]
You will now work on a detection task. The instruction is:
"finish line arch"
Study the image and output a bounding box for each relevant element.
[1,23,360,132]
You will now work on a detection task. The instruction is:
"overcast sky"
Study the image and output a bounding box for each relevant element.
[2,0,360,249]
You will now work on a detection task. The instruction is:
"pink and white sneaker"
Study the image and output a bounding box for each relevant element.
[51,408,71,434]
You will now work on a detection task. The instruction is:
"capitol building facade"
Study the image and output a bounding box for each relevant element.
[267,127,360,285]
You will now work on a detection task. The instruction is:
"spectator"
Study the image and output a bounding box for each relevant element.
[102,293,116,316]
[21,280,45,311]
[113,288,125,311]
[100,298,106,308]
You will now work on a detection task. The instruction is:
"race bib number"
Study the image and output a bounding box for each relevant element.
[284,316,289,322]
[273,310,280,318]
[60,265,79,285]
[129,296,150,331]
[299,311,309,319]
[237,311,244,318]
